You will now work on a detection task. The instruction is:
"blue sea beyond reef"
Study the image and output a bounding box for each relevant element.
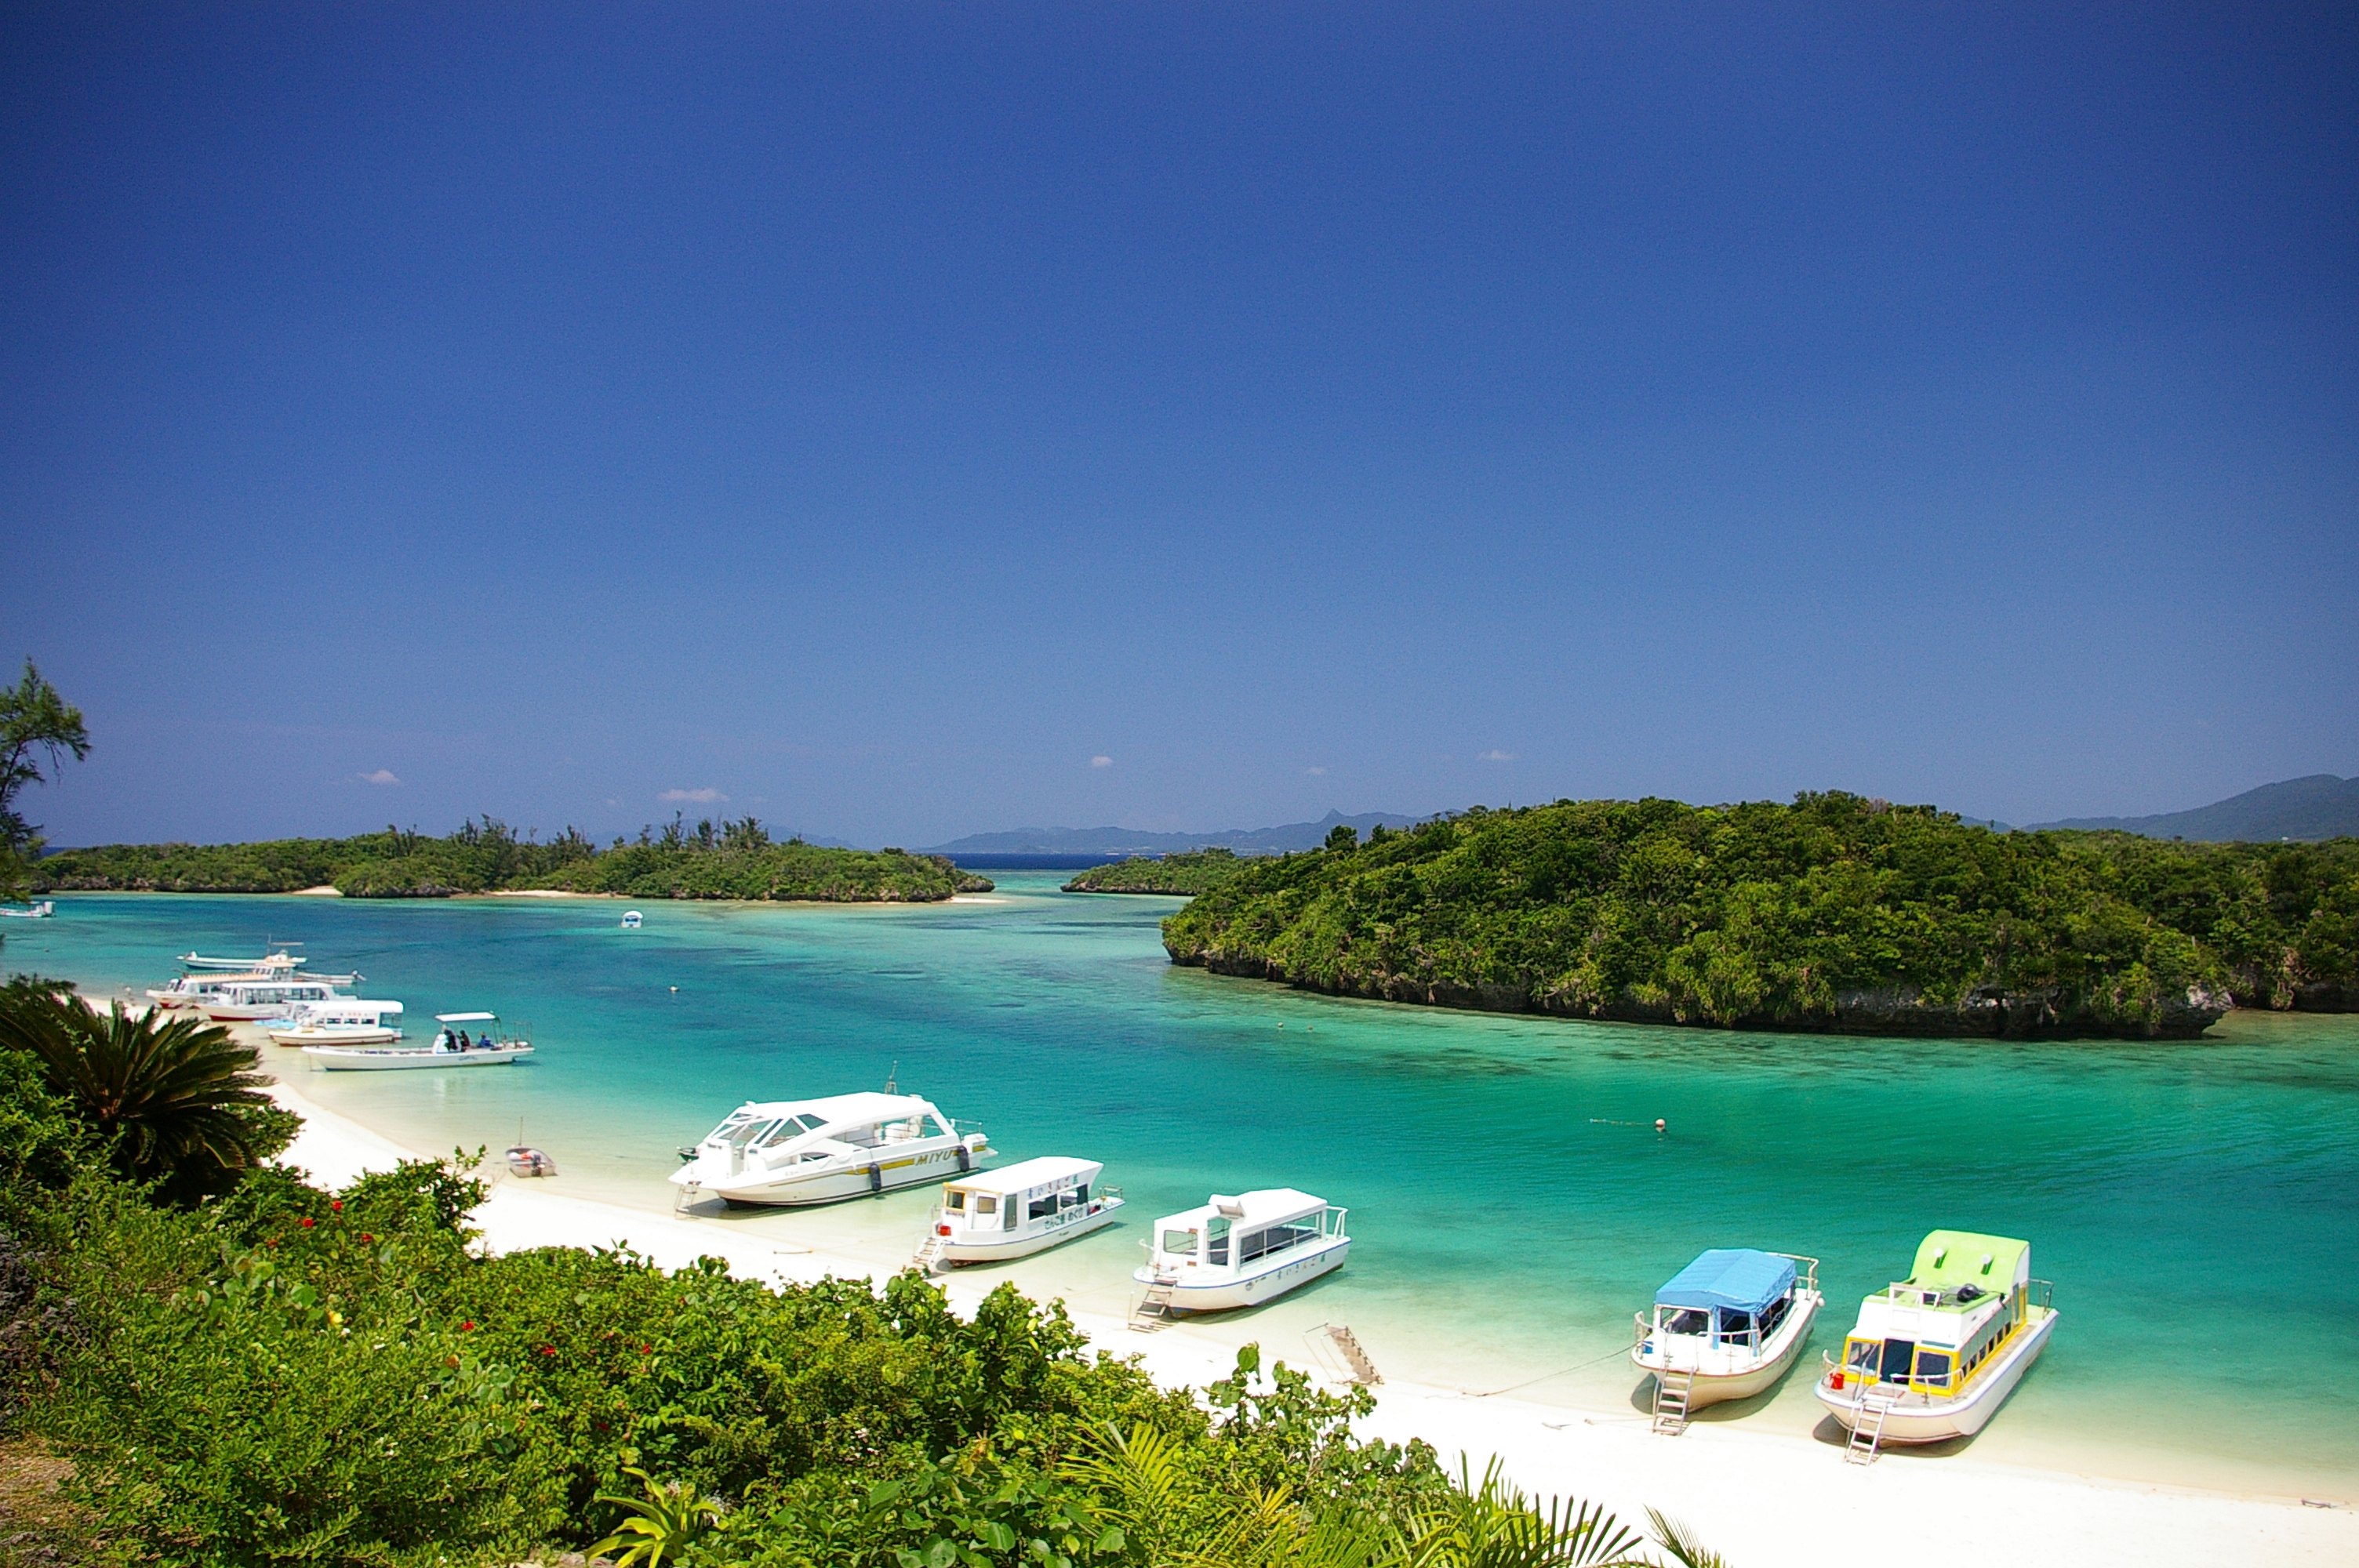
[19,876,2358,1497]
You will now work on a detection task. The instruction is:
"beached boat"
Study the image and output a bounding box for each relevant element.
[671,1092,992,1209]
[913,1156,1124,1271]
[1631,1249,1822,1430]
[202,978,357,1022]
[506,1145,558,1178]
[1814,1229,2059,1457]
[266,1000,405,1047]
[1132,1189,1349,1318]
[302,1011,533,1071]
[148,970,278,1009]
[0,900,53,919]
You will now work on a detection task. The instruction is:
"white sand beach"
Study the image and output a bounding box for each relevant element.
[268,1076,2354,1568]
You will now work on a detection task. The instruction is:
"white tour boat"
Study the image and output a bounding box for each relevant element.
[1631,1249,1823,1428]
[1132,1189,1350,1317]
[0,900,53,919]
[914,1156,1125,1271]
[1815,1229,2059,1456]
[148,970,279,1009]
[202,978,357,1022]
[179,947,305,971]
[620,910,643,928]
[671,1091,991,1209]
[302,1011,533,1071]
[266,1000,405,1047]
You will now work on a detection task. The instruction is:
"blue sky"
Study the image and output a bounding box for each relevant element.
[4,3,2354,848]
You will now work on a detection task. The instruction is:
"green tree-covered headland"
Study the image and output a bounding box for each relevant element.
[1063,848,1249,896]
[36,816,993,902]
[0,981,1699,1567]
[1161,796,2359,1038]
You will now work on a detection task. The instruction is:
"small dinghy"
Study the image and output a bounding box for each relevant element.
[914,1156,1124,1272]
[1632,1249,1823,1431]
[505,1145,558,1178]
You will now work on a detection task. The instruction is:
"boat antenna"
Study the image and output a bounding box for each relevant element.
[885,1060,898,1094]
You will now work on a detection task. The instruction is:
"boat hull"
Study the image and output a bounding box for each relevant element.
[941,1198,1125,1264]
[304,1045,533,1070]
[685,1141,987,1207]
[269,1026,402,1047]
[1134,1236,1349,1313]
[1816,1306,2059,1444]
[1633,1291,1823,1410]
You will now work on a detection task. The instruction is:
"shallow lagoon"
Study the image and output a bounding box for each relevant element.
[23,878,2358,1496]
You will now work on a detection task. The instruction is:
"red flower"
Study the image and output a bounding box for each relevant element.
[540,1345,557,1356]
[461,1320,476,1331]
[360,1233,374,1243]
[299,1217,315,1229]
[640,1344,652,1354]
[330,1200,343,1212]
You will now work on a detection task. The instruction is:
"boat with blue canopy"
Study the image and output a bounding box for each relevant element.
[1631,1248,1822,1431]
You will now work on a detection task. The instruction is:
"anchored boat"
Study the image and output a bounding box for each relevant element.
[302,1011,533,1071]
[1132,1189,1349,1316]
[267,1000,405,1047]
[1815,1229,2058,1455]
[0,900,53,919]
[1632,1249,1822,1431]
[671,1092,991,1209]
[203,978,360,1022]
[914,1156,1125,1272]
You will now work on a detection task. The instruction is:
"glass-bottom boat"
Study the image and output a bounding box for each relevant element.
[1815,1229,2059,1447]
[915,1156,1125,1269]
[1132,1189,1349,1315]
[1632,1249,1823,1414]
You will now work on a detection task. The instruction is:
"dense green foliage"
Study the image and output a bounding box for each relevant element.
[1063,850,1248,897]
[1163,796,2359,1036]
[0,988,297,1204]
[0,661,90,895]
[0,1149,1691,1566]
[38,816,991,902]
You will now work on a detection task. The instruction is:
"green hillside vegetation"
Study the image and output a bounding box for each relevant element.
[1161,795,2359,1038]
[0,983,1703,1568]
[36,816,992,902]
[1063,848,1249,895]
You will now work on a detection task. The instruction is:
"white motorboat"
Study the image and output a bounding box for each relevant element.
[148,970,278,1009]
[302,1011,533,1071]
[914,1156,1124,1271]
[506,1145,558,1178]
[671,1092,991,1209]
[1132,1189,1350,1317]
[180,947,305,971]
[620,910,642,928]
[0,900,53,919]
[203,978,357,1022]
[266,1000,405,1047]
[1631,1250,1823,1425]
[1815,1230,2059,1453]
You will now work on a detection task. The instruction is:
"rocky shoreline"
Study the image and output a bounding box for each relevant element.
[1169,946,2238,1039]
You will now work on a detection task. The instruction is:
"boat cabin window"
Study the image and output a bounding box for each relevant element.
[944,1190,966,1211]
[1207,1217,1231,1266]
[1663,1308,1711,1336]
[1878,1339,1917,1380]
[1716,1310,1757,1345]
[1160,1227,1198,1258]
[1238,1218,1319,1265]
[976,1196,998,1215]
[1913,1349,1953,1388]
[727,1120,779,1147]
[1845,1338,1881,1372]
[1027,1192,1060,1221]
[757,1116,822,1147]
[1002,1200,1017,1231]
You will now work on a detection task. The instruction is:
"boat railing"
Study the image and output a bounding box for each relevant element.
[1771,1252,1821,1295]
[2026,1278,2055,1312]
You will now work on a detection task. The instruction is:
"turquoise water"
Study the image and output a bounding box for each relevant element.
[16,881,2358,1496]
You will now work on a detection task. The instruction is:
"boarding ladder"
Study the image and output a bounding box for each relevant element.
[1129,1283,1177,1333]
[911,1232,948,1275]
[1306,1323,1383,1385]
[1652,1367,1695,1436]
[1847,1387,1899,1465]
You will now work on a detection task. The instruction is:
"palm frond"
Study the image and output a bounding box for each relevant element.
[1645,1509,1729,1568]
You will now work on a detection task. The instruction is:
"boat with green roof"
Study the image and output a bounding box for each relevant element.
[1815,1229,2058,1455]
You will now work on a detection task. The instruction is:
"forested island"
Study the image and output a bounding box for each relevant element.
[34,816,992,902]
[1063,848,1249,895]
[1161,794,2359,1038]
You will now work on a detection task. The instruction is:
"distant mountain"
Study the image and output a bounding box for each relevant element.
[923,809,1434,858]
[2026,775,2359,843]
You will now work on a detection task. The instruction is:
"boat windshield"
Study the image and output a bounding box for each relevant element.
[1663,1308,1711,1335]
[723,1118,777,1146]
[1160,1227,1198,1257]
[756,1115,823,1147]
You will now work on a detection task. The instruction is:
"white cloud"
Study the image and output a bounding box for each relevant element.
[1480,750,1517,763]
[660,787,728,803]
[1305,766,1327,775]
[359,768,401,786]
[605,798,623,808]
[1090,756,1113,768]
